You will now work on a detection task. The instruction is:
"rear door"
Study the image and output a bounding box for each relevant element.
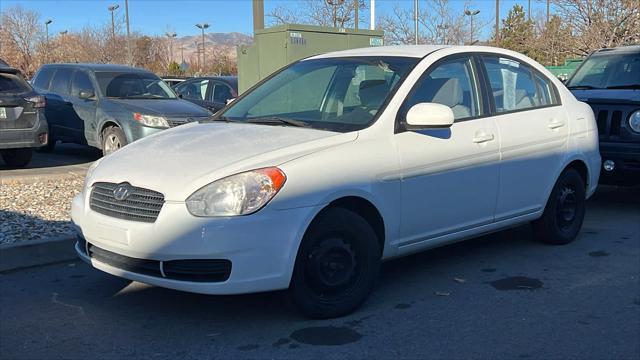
[480,54,568,220]
[47,67,77,142]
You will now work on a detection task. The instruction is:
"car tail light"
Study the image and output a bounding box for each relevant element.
[25,95,46,108]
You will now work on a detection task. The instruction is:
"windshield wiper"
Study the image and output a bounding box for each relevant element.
[606,84,640,90]
[567,85,600,90]
[245,116,311,128]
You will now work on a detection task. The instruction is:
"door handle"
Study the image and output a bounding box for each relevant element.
[473,133,495,143]
[547,120,565,129]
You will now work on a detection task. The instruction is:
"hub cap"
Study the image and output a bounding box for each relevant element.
[104,134,121,154]
[556,185,577,230]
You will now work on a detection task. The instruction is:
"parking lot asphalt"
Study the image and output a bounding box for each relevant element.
[0,144,100,182]
[1,186,638,360]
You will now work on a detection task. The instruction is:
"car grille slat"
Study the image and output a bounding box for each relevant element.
[90,182,165,223]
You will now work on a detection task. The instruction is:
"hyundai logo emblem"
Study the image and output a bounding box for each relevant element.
[113,183,132,201]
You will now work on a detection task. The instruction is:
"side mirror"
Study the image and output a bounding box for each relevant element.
[405,102,454,130]
[78,89,95,100]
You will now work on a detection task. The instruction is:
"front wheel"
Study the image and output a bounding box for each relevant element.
[1,148,33,168]
[532,168,586,245]
[289,207,381,319]
[101,126,127,156]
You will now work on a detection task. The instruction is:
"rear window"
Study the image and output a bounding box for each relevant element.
[0,73,31,93]
[50,68,73,95]
[33,67,55,90]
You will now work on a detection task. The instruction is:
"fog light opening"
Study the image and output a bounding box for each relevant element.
[38,132,48,145]
[603,160,615,172]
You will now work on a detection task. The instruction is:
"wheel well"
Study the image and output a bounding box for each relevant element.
[322,196,385,253]
[565,160,589,187]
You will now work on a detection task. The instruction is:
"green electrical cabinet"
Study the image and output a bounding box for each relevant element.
[237,24,384,94]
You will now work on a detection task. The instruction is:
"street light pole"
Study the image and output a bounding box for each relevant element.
[125,0,132,66]
[495,0,500,44]
[414,0,419,45]
[165,32,177,64]
[108,4,119,38]
[45,19,52,63]
[195,23,209,74]
[464,9,480,45]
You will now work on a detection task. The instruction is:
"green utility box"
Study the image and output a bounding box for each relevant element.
[546,58,584,81]
[237,24,384,93]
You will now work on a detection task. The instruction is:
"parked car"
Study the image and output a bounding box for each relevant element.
[566,45,640,185]
[0,59,48,168]
[72,46,600,319]
[173,76,237,112]
[162,77,189,88]
[31,64,212,156]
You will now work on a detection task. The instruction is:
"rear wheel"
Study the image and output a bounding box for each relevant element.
[1,148,33,168]
[532,168,586,245]
[289,207,381,319]
[101,126,127,156]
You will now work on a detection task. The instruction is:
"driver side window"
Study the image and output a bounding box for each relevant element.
[404,56,481,121]
[177,79,209,101]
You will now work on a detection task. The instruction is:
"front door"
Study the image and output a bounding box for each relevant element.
[69,70,98,145]
[395,55,500,247]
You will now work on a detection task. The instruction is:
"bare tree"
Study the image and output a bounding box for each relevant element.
[0,5,43,76]
[379,0,473,45]
[554,0,640,55]
[267,0,368,28]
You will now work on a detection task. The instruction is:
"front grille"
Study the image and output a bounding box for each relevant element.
[90,182,164,223]
[85,242,232,282]
[589,104,638,140]
[166,116,208,127]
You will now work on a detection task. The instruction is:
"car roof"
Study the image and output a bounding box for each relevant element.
[0,59,20,74]
[309,45,547,60]
[40,63,152,73]
[593,45,640,54]
[186,76,237,86]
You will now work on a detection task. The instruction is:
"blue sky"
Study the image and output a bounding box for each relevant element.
[0,0,552,40]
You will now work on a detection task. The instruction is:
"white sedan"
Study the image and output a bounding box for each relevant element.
[72,45,600,318]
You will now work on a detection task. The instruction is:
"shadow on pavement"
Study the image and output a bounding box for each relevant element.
[0,143,101,170]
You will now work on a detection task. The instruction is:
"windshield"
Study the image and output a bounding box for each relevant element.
[567,50,640,89]
[219,57,418,132]
[96,72,177,99]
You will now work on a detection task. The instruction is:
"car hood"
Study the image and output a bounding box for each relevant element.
[109,98,212,117]
[570,89,640,104]
[90,122,357,201]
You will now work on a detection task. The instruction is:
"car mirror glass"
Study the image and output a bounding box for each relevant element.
[78,89,95,100]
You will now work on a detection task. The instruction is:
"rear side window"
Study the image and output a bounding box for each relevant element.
[33,67,55,90]
[50,68,73,95]
[0,73,31,93]
[482,56,542,113]
[71,71,94,97]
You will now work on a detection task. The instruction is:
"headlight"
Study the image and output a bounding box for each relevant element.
[186,167,286,217]
[629,110,640,133]
[133,113,170,128]
[83,160,100,190]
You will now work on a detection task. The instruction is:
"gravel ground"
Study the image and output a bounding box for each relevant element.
[0,177,84,244]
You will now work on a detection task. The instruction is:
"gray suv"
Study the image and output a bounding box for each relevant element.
[32,64,212,155]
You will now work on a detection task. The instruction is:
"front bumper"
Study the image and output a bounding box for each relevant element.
[0,113,48,149]
[599,141,640,185]
[71,191,319,295]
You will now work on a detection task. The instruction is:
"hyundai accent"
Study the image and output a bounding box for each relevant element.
[72,46,601,318]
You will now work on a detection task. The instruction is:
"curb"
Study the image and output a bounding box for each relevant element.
[0,235,78,272]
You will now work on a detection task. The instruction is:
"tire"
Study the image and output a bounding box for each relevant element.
[1,148,33,168]
[101,126,127,156]
[289,207,381,319]
[532,168,586,245]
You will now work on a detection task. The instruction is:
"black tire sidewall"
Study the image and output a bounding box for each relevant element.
[1,148,33,168]
[534,168,586,245]
[289,207,381,319]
